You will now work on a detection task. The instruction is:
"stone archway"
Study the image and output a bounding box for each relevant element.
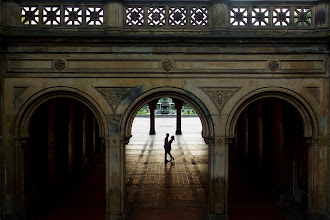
[122,88,214,144]
[224,87,319,218]
[110,87,219,219]
[13,87,109,218]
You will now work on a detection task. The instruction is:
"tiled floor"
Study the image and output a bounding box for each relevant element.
[126,117,209,220]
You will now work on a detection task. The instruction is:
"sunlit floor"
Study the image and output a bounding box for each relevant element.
[126,116,209,220]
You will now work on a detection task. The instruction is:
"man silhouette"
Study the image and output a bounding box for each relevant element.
[164,134,175,163]
[164,133,169,163]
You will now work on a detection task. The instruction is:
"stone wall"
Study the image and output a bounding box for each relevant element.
[0,0,329,219]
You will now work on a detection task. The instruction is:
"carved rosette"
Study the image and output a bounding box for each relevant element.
[266,60,281,72]
[95,87,132,112]
[53,59,67,71]
[305,87,320,103]
[160,59,175,72]
[200,87,241,113]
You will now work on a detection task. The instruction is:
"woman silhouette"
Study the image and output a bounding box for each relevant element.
[165,136,175,162]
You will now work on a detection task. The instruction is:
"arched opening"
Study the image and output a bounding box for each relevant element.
[229,98,309,219]
[123,91,213,219]
[23,97,105,219]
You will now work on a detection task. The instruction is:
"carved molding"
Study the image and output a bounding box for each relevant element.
[200,87,241,113]
[13,87,28,101]
[95,87,132,112]
[305,87,320,103]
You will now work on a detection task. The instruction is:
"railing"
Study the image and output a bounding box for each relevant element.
[21,5,104,26]
[229,6,313,28]
[15,2,326,30]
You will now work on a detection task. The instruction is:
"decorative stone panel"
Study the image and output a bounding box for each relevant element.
[200,87,241,113]
[94,87,132,112]
[21,5,104,26]
[169,7,187,26]
[13,87,28,101]
[43,6,61,25]
[305,87,320,103]
[147,7,165,26]
[21,6,39,25]
[294,8,312,27]
[64,7,83,25]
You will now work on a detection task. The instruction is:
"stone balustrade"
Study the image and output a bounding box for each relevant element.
[1,1,328,32]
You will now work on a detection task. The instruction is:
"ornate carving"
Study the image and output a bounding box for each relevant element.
[305,87,320,103]
[95,87,132,112]
[267,60,281,71]
[200,87,241,113]
[294,8,312,27]
[13,87,28,101]
[86,7,104,25]
[190,7,208,26]
[169,7,187,26]
[230,7,248,26]
[53,59,67,71]
[161,59,175,72]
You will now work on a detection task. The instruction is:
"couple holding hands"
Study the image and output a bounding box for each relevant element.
[164,133,175,163]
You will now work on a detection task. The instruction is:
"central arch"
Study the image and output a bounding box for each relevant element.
[121,87,215,218]
[122,87,215,143]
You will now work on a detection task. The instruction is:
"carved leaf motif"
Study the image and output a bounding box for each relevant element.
[95,87,132,111]
[305,87,320,103]
[201,87,240,112]
[13,87,28,101]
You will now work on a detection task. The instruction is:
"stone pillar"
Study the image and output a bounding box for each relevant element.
[208,136,228,220]
[48,102,57,187]
[148,100,158,135]
[173,98,183,135]
[68,102,75,174]
[210,2,229,29]
[105,133,125,220]
[105,1,124,28]
[256,101,263,172]
[242,108,249,164]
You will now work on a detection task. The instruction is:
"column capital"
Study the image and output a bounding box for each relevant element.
[148,99,158,109]
[172,98,184,108]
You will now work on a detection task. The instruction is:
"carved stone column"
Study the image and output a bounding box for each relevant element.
[208,136,228,220]
[48,102,57,188]
[173,98,183,135]
[106,116,125,220]
[148,100,158,135]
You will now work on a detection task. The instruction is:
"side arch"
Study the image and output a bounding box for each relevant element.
[14,86,109,138]
[121,87,215,143]
[225,87,319,139]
